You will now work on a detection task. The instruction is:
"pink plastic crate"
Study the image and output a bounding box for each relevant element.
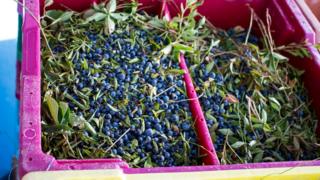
[19,0,218,177]
[19,0,320,178]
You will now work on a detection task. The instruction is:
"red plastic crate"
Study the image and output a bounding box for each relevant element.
[19,0,320,178]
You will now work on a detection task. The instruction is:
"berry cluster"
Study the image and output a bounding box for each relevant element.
[47,23,200,167]
[187,28,319,163]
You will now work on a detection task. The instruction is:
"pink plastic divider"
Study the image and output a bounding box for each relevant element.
[179,54,219,165]
[20,0,320,178]
[163,2,218,165]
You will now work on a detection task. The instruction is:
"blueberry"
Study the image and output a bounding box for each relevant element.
[155,124,162,131]
[93,73,100,78]
[167,75,173,82]
[139,152,146,158]
[96,48,102,54]
[137,108,143,116]
[207,119,214,126]
[146,143,153,150]
[181,122,191,131]
[112,149,118,155]
[167,130,173,137]
[164,151,170,158]
[213,104,219,112]
[159,155,165,161]
[219,108,225,114]
[209,72,216,79]
[78,82,84,89]
[118,73,126,81]
[171,114,179,122]
[145,136,152,142]
[161,103,169,109]
[111,91,116,97]
[177,80,183,86]
[145,128,153,136]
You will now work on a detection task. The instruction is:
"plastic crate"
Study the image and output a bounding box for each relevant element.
[295,0,320,43]
[19,0,218,177]
[19,0,320,178]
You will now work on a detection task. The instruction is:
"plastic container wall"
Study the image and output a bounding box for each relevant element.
[19,0,320,178]
[295,0,320,43]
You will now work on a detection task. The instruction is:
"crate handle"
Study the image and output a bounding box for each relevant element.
[22,0,40,76]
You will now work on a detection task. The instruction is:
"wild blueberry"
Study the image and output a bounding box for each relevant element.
[145,128,153,136]
[111,91,116,97]
[181,122,191,131]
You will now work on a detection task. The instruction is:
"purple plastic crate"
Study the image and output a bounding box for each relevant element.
[19,0,320,178]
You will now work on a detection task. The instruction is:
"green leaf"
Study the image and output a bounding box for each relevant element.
[46,10,64,19]
[265,136,277,144]
[173,43,194,53]
[129,58,139,64]
[167,69,185,75]
[106,16,115,34]
[218,128,234,136]
[45,0,54,8]
[125,116,131,126]
[293,136,300,150]
[64,93,88,110]
[272,52,288,61]
[187,0,197,6]
[231,141,246,149]
[59,102,69,116]
[152,141,159,153]
[269,97,281,112]
[198,16,206,28]
[263,123,272,132]
[58,106,64,124]
[261,109,267,123]
[47,97,59,125]
[161,45,173,56]
[148,19,164,28]
[106,0,117,13]
[51,11,74,25]
[63,108,71,125]
[254,151,264,162]
[205,61,215,73]
[107,103,119,112]
[84,121,97,136]
[114,77,118,89]
[82,59,88,70]
[205,112,216,122]
[131,139,139,148]
[85,12,107,22]
[110,13,129,21]
[144,157,153,168]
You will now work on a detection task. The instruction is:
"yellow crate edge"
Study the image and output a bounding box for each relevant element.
[23,166,320,180]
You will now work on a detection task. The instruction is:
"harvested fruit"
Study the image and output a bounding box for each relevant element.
[184,16,320,163]
[40,0,320,167]
[41,1,200,167]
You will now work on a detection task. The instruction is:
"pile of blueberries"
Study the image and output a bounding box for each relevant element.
[191,61,242,152]
[188,30,318,162]
[57,26,199,167]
